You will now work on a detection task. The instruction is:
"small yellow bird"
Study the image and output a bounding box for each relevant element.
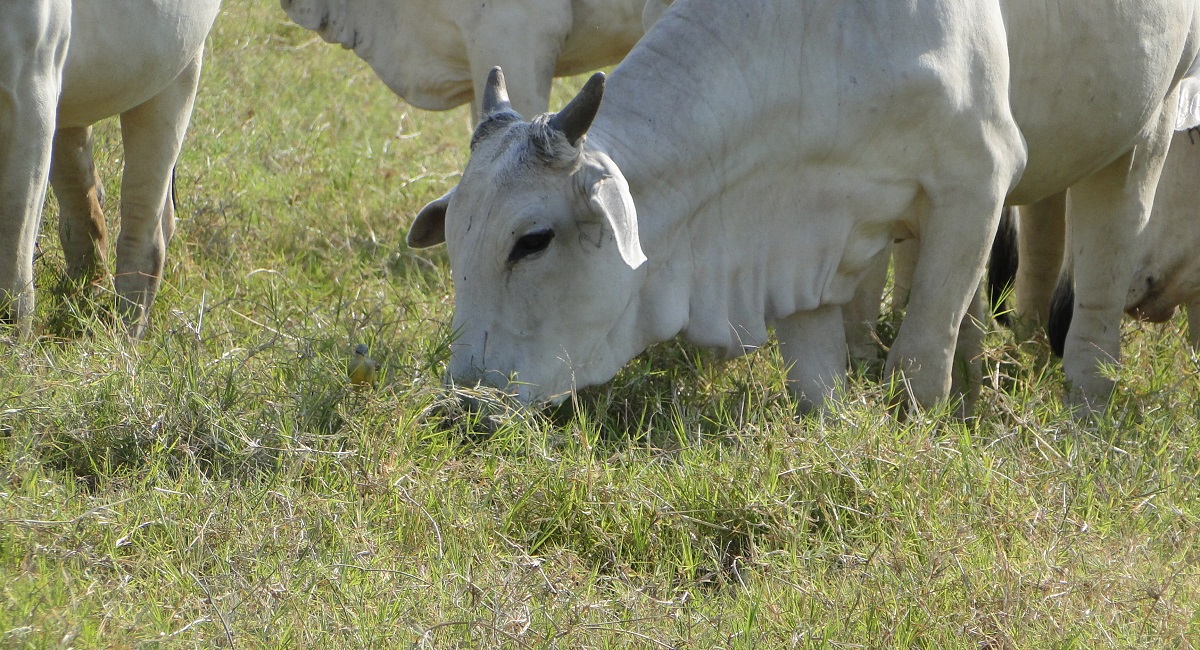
[347,343,378,388]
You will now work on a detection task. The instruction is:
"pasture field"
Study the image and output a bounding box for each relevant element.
[3,1,1200,647]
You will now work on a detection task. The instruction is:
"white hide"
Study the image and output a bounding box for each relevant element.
[1176,51,1200,130]
[412,0,1200,411]
[0,0,221,337]
[1123,131,1200,332]
[991,68,1200,338]
[279,0,647,119]
[0,2,70,332]
[1124,62,1200,334]
[641,0,671,32]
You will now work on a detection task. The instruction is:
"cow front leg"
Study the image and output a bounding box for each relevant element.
[0,2,69,335]
[113,52,202,338]
[51,126,109,291]
[886,191,1007,411]
[776,304,847,415]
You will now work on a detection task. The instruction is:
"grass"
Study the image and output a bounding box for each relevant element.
[3,1,1200,647]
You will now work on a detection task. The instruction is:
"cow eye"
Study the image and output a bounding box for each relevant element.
[508,229,555,263]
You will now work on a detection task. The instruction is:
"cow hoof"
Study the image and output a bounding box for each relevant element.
[1063,378,1115,419]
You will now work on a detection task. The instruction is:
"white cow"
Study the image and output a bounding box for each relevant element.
[1,0,222,338]
[408,0,1200,413]
[279,0,648,120]
[989,56,1200,350]
[997,51,1200,328]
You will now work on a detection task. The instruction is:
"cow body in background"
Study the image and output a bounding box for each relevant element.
[280,0,648,120]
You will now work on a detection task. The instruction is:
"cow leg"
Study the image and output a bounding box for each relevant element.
[951,285,985,416]
[113,51,202,338]
[776,304,847,415]
[886,184,1011,410]
[844,245,888,369]
[51,126,109,290]
[1062,110,1175,413]
[887,241,986,416]
[845,238,922,371]
[1014,192,1067,331]
[0,2,69,335]
[891,238,919,310]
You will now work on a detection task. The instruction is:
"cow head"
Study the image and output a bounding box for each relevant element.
[408,68,647,405]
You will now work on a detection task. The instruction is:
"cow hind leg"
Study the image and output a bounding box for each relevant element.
[51,126,109,291]
[951,286,985,416]
[113,52,202,338]
[890,238,919,310]
[776,304,848,415]
[1013,192,1067,335]
[844,246,889,370]
[1187,302,1200,349]
[162,168,177,246]
[1062,114,1174,413]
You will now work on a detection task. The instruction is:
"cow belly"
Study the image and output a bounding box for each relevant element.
[55,0,219,127]
[1003,0,1198,204]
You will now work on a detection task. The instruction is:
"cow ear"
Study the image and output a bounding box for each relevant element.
[579,153,646,269]
[408,189,453,248]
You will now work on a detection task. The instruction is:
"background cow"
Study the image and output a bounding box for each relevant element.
[978,54,1200,354]
[0,0,222,338]
[279,0,650,120]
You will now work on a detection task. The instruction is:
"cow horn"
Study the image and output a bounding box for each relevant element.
[482,67,513,116]
[549,72,606,146]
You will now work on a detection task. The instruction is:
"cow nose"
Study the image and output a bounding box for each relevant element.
[442,378,528,430]
[444,369,519,407]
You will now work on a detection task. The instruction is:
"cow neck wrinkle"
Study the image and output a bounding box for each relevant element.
[585,0,781,247]
[581,5,774,351]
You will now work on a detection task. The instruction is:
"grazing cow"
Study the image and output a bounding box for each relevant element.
[279,0,649,120]
[1,0,222,338]
[408,0,1200,413]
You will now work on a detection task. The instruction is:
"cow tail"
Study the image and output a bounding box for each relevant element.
[1046,271,1074,358]
[987,206,1019,326]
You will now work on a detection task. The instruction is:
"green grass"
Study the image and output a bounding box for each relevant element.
[3,2,1200,647]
